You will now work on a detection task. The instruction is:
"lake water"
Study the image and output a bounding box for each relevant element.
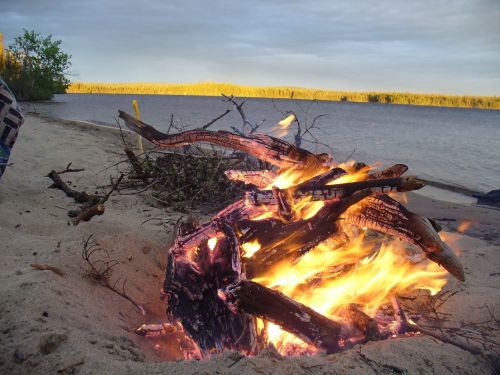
[25,93,500,194]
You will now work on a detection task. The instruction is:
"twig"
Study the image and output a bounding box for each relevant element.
[200,109,231,130]
[222,93,263,135]
[119,179,160,195]
[392,295,486,356]
[30,263,65,277]
[57,359,85,373]
[56,162,85,175]
[81,235,145,315]
[410,322,483,355]
[101,174,125,204]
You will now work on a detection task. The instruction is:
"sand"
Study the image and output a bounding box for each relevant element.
[0,114,498,374]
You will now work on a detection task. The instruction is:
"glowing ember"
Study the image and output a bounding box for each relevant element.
[207,237,218,251]
[242,240,261,258]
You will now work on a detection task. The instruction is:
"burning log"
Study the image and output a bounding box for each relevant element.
[224,170,277,188]
[366,164,408,180]
[225,280,344,354]
[342,194,465,281]
[246,176,424,206]
[342,304,382,342]
[164,228,265,355]
[240,191,371,278]
[301,167,347,185]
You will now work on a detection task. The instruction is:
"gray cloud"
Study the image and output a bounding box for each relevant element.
[1,0,499,94]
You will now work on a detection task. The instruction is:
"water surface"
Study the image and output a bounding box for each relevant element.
[26,94,500,193]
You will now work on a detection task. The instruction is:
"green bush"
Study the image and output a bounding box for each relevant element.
[0,29,71,101]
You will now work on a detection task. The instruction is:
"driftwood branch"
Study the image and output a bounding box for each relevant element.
[118,110,331,169]
[72,174,124,225]
[73,204,105,225]
[47,170,91,203]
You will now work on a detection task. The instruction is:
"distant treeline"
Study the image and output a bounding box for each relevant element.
[67,82,500,110]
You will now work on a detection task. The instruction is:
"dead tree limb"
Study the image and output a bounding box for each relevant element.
[118,110,332,169]
[72,174,124,226]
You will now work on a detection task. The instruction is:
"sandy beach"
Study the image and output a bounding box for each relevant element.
[0,114,499,374]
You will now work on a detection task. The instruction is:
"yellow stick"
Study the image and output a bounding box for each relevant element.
[132,99,144,154]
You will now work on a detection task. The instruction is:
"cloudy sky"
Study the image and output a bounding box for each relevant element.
[1,0,499,95]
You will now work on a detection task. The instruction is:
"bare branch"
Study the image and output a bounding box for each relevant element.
[200,109,231,130]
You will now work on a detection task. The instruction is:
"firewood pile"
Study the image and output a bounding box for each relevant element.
[119,110,470,358]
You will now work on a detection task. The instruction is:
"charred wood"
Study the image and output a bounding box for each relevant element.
[246,176,424,206]
[366,164,408,180]
[224,170,277,189]
[225,280,344,353]
[342,194,465,281]
[241,191,370,279]
[342,304,382,341]
[164,239,262,356]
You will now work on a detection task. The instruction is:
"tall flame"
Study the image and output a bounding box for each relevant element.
[245,163,450,353]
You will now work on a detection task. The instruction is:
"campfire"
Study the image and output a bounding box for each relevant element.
[119,110,465,358]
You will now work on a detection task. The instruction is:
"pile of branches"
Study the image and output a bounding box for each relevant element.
[126,150,256,212]
[119,95,278,213]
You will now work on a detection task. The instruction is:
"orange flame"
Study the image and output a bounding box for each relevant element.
[242,240,261,258]
[457,219,472,233]
[273,114,297,137]
[245,162,451,353]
